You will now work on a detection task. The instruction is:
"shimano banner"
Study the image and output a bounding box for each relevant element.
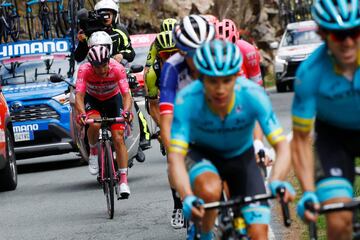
[0,38,71,59]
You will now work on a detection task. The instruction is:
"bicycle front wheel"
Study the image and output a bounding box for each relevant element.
[103,141,114,219]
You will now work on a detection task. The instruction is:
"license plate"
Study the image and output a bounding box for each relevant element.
[14,132,31,142]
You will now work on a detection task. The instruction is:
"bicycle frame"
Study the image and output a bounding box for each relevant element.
[98,125,118,184]
[85,117,124,219]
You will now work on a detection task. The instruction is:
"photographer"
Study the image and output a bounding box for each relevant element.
[74,0,135,64]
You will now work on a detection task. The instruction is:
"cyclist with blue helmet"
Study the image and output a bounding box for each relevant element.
[292,0,360,238]
[168,39,295,239]
[159,14,215,229]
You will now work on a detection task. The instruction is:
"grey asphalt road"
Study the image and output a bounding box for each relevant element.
[0,91,295,240]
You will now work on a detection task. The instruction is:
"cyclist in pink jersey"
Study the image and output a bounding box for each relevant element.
[215,19,272,166]
[215,19,263,86]
[75,45,132,198]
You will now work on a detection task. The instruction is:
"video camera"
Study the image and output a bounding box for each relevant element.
[77,8,109,36]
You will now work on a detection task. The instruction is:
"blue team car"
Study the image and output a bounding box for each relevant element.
[0,39,77,158]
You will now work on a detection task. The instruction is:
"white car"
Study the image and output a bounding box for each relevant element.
[272,20,323,92]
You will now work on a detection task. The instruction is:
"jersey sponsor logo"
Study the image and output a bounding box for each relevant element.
[330,168,343,177]
[0,39,70,59]
[13,124,39,133]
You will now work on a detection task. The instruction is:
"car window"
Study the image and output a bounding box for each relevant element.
[282,29,322,47]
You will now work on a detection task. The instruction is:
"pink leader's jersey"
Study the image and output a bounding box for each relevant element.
[76,59,129,101]
[236,39,263,86]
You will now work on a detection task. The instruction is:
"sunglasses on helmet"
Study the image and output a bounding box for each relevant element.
[327,28,360,43]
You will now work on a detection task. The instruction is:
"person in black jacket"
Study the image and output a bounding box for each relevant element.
[74,0,135,64]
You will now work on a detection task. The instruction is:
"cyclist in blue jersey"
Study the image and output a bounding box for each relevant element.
[159,15,216,229]
[168,39,295,240]
[291,0,360,239]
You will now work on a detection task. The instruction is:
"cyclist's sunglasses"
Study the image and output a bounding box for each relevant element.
[327,28,360,43]
[158,50,179,59]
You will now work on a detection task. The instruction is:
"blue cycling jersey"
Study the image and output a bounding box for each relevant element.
[159,53,193,115]
[292,44,360,131]
[170,77,285,158]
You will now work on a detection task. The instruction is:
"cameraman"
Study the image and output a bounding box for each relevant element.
[74,0,135,64]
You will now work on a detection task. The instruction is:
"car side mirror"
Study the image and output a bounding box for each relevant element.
[270,41,279,49]
[50,74,65,83]
[130,65,144,73]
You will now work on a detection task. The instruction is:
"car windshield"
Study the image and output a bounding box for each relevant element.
[0,54,73,86]
[132,46,150,66]
[282,29,322,47]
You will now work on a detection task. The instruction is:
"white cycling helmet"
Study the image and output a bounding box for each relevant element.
[173,15,215,53]
[88,31,113,54]
[94,0,119,13]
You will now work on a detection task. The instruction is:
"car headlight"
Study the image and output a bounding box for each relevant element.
[52,93,70,105]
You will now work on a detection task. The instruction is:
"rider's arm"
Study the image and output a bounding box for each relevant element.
[159,63,178,151]
[145,64,161,125]
[145,41,158,68]
[252,87,290,180]
[117,67,132,112]
[112,28,136,63]
[74,39,89,63]
[74,65,87,114]
[167,92,193,199]
[291,72,317,192]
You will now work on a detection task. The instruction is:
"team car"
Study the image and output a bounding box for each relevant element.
[272,20,323,92]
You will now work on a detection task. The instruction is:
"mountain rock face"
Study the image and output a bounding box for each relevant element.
[121,0,284,68]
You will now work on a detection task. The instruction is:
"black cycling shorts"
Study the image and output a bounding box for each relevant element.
[186,146,268,202]
[315,119,360,184]
[85,93,123,118]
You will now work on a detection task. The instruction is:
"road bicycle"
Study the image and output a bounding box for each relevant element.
[0,0,20,43]
[189,186,291,240]
[306,197,360,240]
[85,116,125,219]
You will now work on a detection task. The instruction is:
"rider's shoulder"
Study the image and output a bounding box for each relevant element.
[162,53,185,73]
[78,62,93,71]
[174,81,203,112]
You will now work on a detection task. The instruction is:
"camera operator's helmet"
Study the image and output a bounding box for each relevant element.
[194,39,242,77]
[95,0,119,22]
[173,15,215,54]
[311,0,360,30]
[88,45,111,66]
[88,31,113,55]
[215,19,239,44]
[160,18,177,32]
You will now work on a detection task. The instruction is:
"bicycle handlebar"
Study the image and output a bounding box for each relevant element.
[85,117,125,124]
[201,187,291,227]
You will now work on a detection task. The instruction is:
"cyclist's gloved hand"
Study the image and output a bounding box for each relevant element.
[297,191,319,221]
[269,180,296,200]
[183,195,204,220]
[121,111,133,123]
[76,113,87,126]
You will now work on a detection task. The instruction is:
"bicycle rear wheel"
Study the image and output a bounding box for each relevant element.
[103,141,115,219]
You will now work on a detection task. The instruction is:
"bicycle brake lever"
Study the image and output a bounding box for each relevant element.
[277,186,292,227]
